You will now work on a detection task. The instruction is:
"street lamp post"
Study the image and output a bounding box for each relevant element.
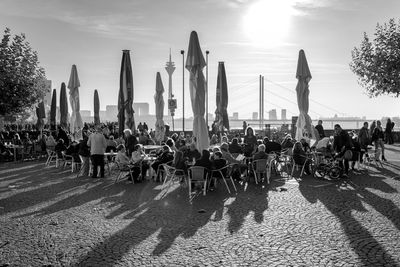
[206,50,209,134]
[181,50,185,133]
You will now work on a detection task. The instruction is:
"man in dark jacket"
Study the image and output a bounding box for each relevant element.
[333,124,352,178]
[315,120,326,139]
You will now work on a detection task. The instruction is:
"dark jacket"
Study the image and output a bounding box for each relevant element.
[372,127,384,142]
[333,130,352,153]
[265,141,282,153]
[212,158,227,170]
[229,143,243,154]
[315,124,325,138]
[292,147,307,165]
[358,127,370,149]
[173,159,187,172]
[78,138,90,157]
[125,135,138,156]
[187,149,201,162]
[157,151,174,164]
[194,157,212,170]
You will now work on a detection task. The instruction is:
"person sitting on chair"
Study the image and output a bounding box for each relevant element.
[151,145,174,181]
[220,142,247,179]
[210,151,227,187]
[55,139,67,159]
[186,143,201,163]
[253,144,269,160]
[115,144,137,182]
[106,135,117,152]
[292,141,311,175]
[194,149,213,170]
[172,150,188,180]
[281,134,295,152]
[229,138,243,154]
[131,144,149,181]
[263,137,282,154]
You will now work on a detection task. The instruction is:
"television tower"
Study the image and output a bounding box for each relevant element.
[165,49,175,101]
[165,49,176,128]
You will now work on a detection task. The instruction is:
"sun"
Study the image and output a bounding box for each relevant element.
[243,0,295,46]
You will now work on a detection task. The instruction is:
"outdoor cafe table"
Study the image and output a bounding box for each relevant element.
[143,145,162,154]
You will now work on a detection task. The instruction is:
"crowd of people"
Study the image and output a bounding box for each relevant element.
[0,118,397,183]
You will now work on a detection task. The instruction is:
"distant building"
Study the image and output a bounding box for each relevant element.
[252,112,258,120]
[99,111,107,122]
[80,110,91,118]
[281,109,287,120]
[232,112,239,120]
[106,105,118,122]
[268,109,277,120]
[133,103,149,116]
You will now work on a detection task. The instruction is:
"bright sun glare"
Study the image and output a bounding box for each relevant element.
[243,0,295,46]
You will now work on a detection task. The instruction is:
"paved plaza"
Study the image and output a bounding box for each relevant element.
[1,146,400,266]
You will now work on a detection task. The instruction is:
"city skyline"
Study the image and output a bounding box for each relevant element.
[1,0,400,120]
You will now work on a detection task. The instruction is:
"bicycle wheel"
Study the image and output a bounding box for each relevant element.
[328,167,341,180]
[313,163,327,178]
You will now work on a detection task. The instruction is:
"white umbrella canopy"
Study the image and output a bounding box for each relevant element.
[154,72,165,143]
[185,31,209,151]
[295,50,316,141]
[68,64,83,133]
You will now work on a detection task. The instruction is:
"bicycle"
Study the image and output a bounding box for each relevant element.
[312,156,342,180]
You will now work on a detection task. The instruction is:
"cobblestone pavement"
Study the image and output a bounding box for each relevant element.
[1,145,400,266]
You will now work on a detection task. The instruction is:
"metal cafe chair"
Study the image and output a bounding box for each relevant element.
[188,166,209,197]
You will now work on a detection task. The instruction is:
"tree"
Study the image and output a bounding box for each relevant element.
[350,18,400,97]
[0,28,47,116]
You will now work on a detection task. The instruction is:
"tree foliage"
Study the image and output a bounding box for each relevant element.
[0,28,47,116]
[350,18,400,97]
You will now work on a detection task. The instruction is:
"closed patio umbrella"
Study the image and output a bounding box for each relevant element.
[94,89,100,125]
[60,82,68,129]
[118,50,135,136]
[185,31,209,151]
[215,61,229,132]
[68,64,83,133]
[295,49,316,141]
[50,89,57,130]
[154,72,165,143]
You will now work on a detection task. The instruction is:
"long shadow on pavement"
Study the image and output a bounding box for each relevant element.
[76,185,228,265]
[225,183,269,233]
[0,169,87,214]
[299,173,400,266]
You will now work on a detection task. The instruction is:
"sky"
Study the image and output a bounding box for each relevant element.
[1,0,400,120]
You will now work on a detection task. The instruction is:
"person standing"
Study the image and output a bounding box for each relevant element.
[243,126,257,157]
[333,124,352,178]
[87,126,107,178]
[385,118,394,145]
[369,120,376,144]
[123,129,138,157]
[372,120,386,161]
[315,120,326,139]
[78,132,90,176]
[358,122,370,160]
